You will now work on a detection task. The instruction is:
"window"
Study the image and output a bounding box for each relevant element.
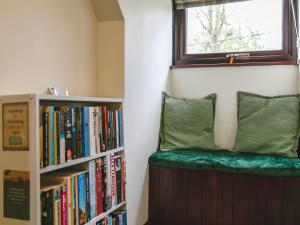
[173,0,298,67]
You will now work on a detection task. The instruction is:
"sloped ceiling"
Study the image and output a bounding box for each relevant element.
[90,0,124,21]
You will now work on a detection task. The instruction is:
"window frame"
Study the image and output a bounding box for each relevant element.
[172,0,298,67]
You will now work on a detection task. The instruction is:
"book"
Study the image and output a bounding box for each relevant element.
[61,185,68,225]
[47,106,55,165]
[89,107,96,156]
[111,155,117,207]
[42,111,49,167]
[64,106,73,161]
[41,186,54,225]
[78,173,87,225]
[55,111,60,165]
[89,160,97,219]
[115,156,122,204]
[82,107,90,157]
[71,107,77,159]
[96,159,103,215]
[76,107,83,158]
[58,111,66,164]
[39,106,44,168]
[54,112,58,165]
[106,154,112,210]
[101,107,108,150]
[53,186,61,225]
[85,172,90,222]
[95,107,101,154]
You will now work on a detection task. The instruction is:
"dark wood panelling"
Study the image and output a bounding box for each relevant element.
[216,173,233,225]
[148,166,300,225]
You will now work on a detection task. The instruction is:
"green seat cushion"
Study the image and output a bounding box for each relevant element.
[149,150,300,177]
[233,92,299,157]
[160,93,216,151]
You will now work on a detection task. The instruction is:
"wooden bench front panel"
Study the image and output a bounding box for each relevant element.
[148,165,300,225]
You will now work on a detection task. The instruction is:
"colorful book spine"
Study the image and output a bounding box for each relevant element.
[85,172,90,222]
[89,107,96,156]
[77,107,83,158]
[41,189,53,225]
[101,107,108,151]
[39,106,43,168]
[111,155,117,207]
[98,107,104,152]
[75,176,79,225]
[53,112,58,165]
[82,107,90,157]
[65,106,73,161]
[53,187,61,225]
[106,154,112,210]
[95,107,101,154]
[42,111,49,167]
[71,107,77,159]
[89,160,97,219]
[49,106,55,165]
[96,159,103,215]
[61,186,68,225]
[115,111,119,148]
[55,111,60,165]
[115,156,122,204]
[78,173,87,225]
[59,111,66,164]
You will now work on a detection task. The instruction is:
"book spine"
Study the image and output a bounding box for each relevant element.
[96,159,103,215]
[56,111,60,165]
[65,106,72,161]
[53,187,61,225]
[39,106,43,168]
[98,107,104,152]
[85,172,90,222]
[107,111,111,150]
[42,111,49,167]
[95,108,101,154]
[71,107,77,159]
[89,160,96,219]
[101,107,107,151]
[115,156,122,204]
[115,111,119,149]
[67,178,72,225]
[61,185,68,225]
[71,176,76,225]
[53,112,58,165]
[82,107,90,157]
[89,107,96,156]
[49,106,55,165]
[59,111,66,164]
[77,107,83,158]
[41,190,53,225]
[101,157,108,211]
[118,111,123,147]
[121,155,126,202]
[106,154,112,210]
[111,154,117,207]
[75,176,79,225]
[78,174,86,225]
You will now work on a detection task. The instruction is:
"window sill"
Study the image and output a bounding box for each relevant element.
[170,61,298,69]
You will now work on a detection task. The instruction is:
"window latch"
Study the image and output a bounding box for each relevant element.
[226,53,250,64]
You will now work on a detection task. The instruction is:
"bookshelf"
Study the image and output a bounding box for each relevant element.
[0,94,127,225]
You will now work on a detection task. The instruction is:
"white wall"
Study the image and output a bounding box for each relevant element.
[171,65,299,148]
[118,0,172,224]
[0,0,97,96]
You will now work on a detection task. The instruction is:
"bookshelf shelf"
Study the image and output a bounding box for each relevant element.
[40,147,124,174]
[0,94,127,225]
[85,201,126,225]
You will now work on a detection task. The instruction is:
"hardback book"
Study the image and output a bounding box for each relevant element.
[58,111,66,164]
[100,106,108,151]
[98,107,104,152]
[82,107,90,157]
[89,160,97,219]
[63,106,73,161]
[76,107,83,158]
[85,172,90,222]
[44,106,55,166]
[78,173,87,225]
[71,107,78,159]
[53,112,58,165]
[95,107,101,154]
[61,185,68,225]
[74,175,79,225]
[115,156,122,204]
[106,154,112,210]
[111,155,117,207]
[41,185,55,225]
[101,157,108,211]
[89,107,96,156]
[121,155,126,202]
[96,159,103,215]
[55,111,60,165]
[115,111,119,149]
[42,111,49,167]
[53,186,61,225]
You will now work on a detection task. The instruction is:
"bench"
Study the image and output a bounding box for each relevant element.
[148,150,300,225]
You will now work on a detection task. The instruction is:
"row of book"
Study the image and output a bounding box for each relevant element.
[95,212,127,225]
[39,105,123,168]
[41,153,126,225]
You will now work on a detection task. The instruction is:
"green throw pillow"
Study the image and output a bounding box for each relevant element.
[233,91,300,157]
[160,92,217,150]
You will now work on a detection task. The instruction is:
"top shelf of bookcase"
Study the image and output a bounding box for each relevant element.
[0,94,123,104]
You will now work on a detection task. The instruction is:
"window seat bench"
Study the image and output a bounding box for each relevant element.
[148,150,300,225]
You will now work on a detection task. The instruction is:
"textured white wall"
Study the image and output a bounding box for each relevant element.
[171,65,299,148]
[0,0,97,96]
[118,0,172,224]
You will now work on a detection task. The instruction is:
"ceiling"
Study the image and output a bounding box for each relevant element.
[90,0,124,21]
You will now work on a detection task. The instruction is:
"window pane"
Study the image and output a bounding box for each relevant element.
[186,0,283,54]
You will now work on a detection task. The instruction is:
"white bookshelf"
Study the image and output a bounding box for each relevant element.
[0,94,126,225]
